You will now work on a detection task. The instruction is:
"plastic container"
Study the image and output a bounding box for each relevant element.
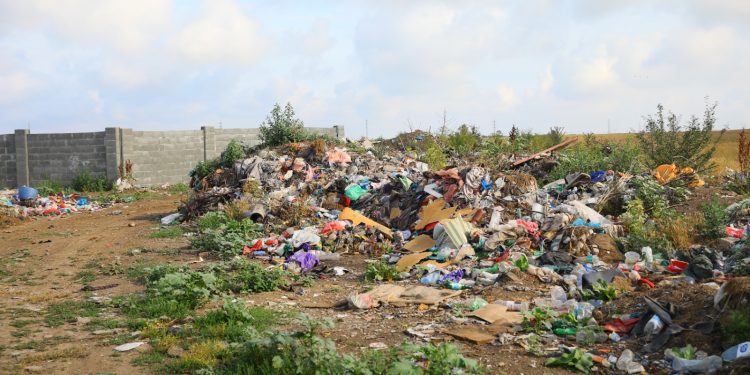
[624,251,641,265]
[18,186,39,200]
[644,314,664,335]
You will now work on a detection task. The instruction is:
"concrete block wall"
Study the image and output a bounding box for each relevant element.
[0,125,344,188]
[0,134,17,188]
[124,129,205,186]
[26,131,107,185]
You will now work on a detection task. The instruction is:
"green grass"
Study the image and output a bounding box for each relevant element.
[133,351,169,366]
[13,335,72,350]
[76,270,97,284]
[45,300,102,327]
[148,227,185,239]
[168,183,189,194]
[10,319,37,328]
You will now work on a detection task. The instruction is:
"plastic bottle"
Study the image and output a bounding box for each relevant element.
[644,314,664,335]
[420,272,441,285]
[550,286,567,303]
[722,341,750,362]
[671,356,722,373]
[494,300,529,311]
[574,302,594,320]
[641,246,654,265]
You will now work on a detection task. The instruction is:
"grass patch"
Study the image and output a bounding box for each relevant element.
[133,351,168,366]
[13,335,72,350]
[21,346,88,364]
[10,319,37,328]
[86,317,126,331]
[76,270,97,284]
[168,183,189,195]
[45,300,102,327]
[148,227,185,239]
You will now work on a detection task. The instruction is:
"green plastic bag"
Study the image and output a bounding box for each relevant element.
[344,185,366,201]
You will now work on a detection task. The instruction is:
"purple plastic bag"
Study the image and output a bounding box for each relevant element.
[289,251,320,272]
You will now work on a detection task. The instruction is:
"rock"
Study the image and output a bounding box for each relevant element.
[76,316,92,325]
[167,346,185,358]
[128,222,136,227]
[24,366,44,373]
[114,341,146,352]
[87,295,111,304]
[167,325,183,335]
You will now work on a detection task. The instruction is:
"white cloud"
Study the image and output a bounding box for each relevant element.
[540,65,554,93]
[170,0,270,65]
[0,72,39,104]
[575,51,619,92]
[0,0,172,54]
[88,90,103,114]
[497,85,518,111]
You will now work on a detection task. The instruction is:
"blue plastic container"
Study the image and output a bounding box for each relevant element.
[18,186,39,200]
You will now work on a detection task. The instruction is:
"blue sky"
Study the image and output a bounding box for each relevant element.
[0,0,748,138]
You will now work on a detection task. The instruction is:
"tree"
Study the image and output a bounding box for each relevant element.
[259,102,305,146]
[636,101,724,171]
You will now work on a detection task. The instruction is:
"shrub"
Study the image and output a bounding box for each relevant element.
[422,145,447,170]
[548,142,644,181]
[197,211,231,231]
[71,171,112,192]
[636,102,724,172]
[259,102,305,147]
[447,124,481,155]
[36,179,65,196]
[698,194,727,239]
[221,139,245,166]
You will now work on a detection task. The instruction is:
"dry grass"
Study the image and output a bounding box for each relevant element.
[21,346,88,364]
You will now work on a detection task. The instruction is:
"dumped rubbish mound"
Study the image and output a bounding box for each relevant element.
[173,135,750,373]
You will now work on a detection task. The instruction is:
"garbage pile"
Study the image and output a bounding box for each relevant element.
[180,136,750,374]
[1,186,105,222]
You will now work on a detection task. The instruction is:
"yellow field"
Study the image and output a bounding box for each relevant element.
[585,129,742,171]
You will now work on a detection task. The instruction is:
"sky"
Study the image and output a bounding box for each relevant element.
[0,0,748,138]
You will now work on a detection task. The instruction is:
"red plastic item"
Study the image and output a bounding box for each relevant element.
[603,317,640,333]
[638,278,655,288]
[667,259,688,273]
[726,226,744,238]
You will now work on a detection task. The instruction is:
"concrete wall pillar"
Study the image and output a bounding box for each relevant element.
[14,129,29,187]
[104,127,121,181]
[202,126,216,161]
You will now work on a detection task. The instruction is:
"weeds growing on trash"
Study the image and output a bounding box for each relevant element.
[544,348,593,373]
[71,171,112,192]
[363,261,400,283]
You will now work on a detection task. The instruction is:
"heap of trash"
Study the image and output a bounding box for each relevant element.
[175,135,750,374]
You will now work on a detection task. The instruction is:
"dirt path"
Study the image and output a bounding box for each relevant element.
[0,194,571,374]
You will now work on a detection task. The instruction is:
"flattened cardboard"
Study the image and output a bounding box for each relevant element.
[403,234,436,253]
[396,252,432,272]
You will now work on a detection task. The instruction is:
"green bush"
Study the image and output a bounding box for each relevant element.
[699,194,727,239]
[548,142,644,181]
[197,211,232,231]
[363,262,399,283]
[71,171,112,192]
[221,139,245,166]
[636,102,724,172]
[447,124,480,155]
[422,145,447,170]
[192,218,263,258]
[259,102,305,147]
[36,179,65,196]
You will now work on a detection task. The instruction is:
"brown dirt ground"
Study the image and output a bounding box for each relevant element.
[0,192,627,374]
